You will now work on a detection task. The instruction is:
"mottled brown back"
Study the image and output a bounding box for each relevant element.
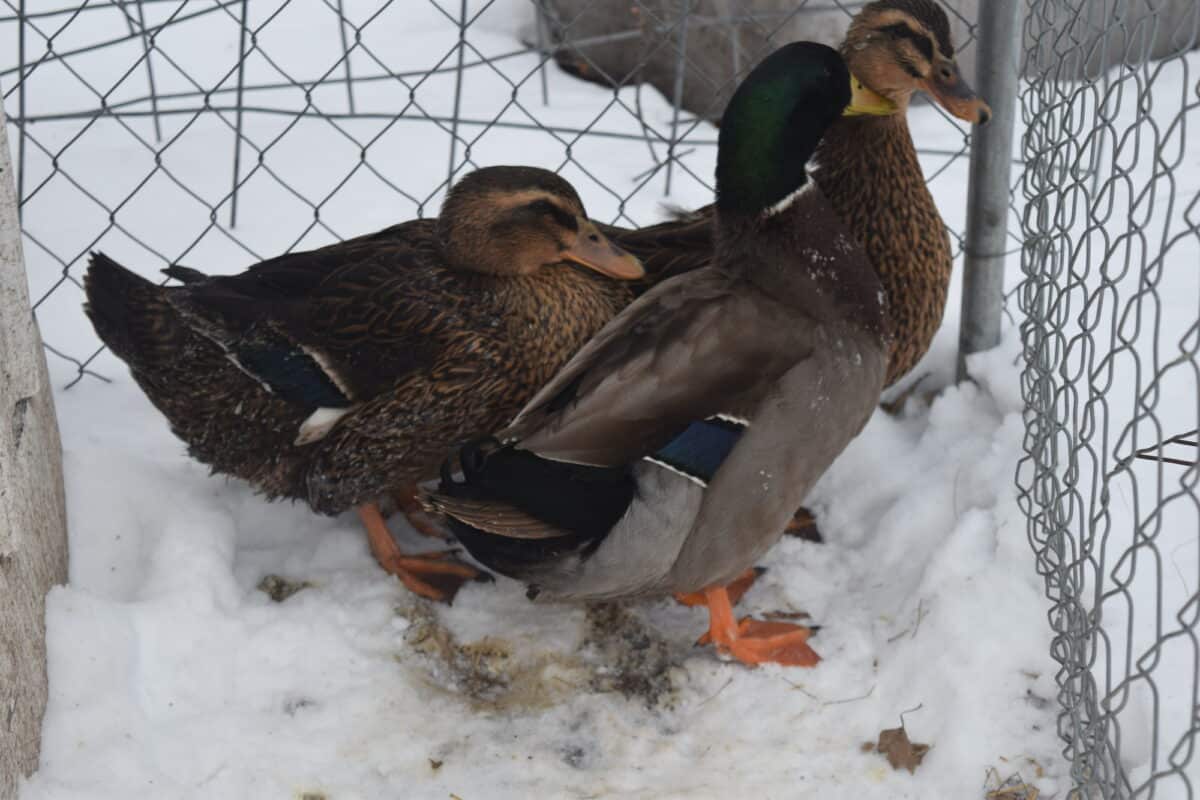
[84,224,633,516]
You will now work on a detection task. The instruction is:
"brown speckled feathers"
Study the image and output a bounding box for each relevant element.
[865,0,954,57]
[84,220,632,515]
[607,1,964,387]
[609,108,952,387]
[810,113,951,385]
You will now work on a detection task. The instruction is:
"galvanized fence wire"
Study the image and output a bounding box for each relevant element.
[1017,0,1200,796]
[9,0,1200,794]
[7,0,1200,796]
[0,0,983,388]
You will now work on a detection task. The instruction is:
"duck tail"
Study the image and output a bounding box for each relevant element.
[425,439,635,578]
[83,251,176,365]
[161,264,209,284]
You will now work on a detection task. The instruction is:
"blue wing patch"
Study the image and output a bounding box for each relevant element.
[232,343,351,410]
[648,416,746,485]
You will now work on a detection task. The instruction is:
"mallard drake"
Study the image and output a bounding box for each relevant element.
[427,42,888,667]
[609,0,990,542]
[616,0,990,388]
[83,166,644,602]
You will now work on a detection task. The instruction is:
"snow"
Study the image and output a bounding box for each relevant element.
[4,1,1195,797]
[25,345,1066,799]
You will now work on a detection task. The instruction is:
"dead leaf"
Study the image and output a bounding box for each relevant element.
[873,726,930,774]
[985,773,1039,800]
[984,763,1043,798]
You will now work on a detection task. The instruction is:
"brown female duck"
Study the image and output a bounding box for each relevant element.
[617,0,990,387]
[83,166,643,602]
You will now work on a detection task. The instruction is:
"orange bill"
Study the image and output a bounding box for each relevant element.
[924,57,991,125]
[562,219,645,280]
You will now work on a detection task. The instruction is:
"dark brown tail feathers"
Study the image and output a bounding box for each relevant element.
[83,252,175,366]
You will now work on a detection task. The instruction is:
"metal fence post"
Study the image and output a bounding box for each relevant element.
[956,0,1022,381]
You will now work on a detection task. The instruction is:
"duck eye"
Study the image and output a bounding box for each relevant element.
[524,199,577,232]
[588,233,600,243]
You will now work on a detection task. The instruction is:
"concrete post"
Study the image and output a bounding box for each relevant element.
[0,94,69,799]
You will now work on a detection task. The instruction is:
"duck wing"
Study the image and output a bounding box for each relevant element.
[503,266,814,468]
[165,219,447,412]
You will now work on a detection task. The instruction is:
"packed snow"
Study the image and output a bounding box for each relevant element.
[4,0,1197,797]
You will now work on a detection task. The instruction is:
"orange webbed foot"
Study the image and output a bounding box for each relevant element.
[720,618,820,667]
[400,509,452,541]
[358,504,490,603]
[696,586,821,668]
[380,550,490,603]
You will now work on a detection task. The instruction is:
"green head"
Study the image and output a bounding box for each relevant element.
[715,42,851,217]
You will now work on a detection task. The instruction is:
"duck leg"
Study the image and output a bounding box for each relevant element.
[698,585,820,668]
[357,504,487,603]
[674,566,764,607]
[394,482,450,540]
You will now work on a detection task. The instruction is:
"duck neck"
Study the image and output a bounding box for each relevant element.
[810,113,953,385]
[715,130,815,220]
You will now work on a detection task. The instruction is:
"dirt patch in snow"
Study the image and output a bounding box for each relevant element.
[399,600,681,712]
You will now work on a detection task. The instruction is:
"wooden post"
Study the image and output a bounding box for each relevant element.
[0,94,69,798]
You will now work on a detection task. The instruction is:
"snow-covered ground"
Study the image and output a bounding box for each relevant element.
[3,0,1196,797]
[22,331,1065,800]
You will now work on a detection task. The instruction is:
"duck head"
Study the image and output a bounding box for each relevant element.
[438,166,644,279]
[841,0,991,125]
[715,41,851,218]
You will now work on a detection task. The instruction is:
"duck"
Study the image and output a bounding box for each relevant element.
[609,0,990,541]
[426,41,889,668]
[615,0,990,388]
[83,166,645,603]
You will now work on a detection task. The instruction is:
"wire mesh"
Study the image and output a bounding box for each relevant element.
[0,0,982,388]
[1017,0,1200,797]
[8,0,1200,796]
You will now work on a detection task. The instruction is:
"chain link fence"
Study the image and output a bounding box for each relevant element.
[3,0,1199,796]
[0,0,985,387]
[1017,0,1200,797]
